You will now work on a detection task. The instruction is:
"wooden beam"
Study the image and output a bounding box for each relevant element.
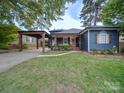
[19,34,23,51]
[19,31,46,35]
[36,38,39,49]
[50,37,52,47]
[42,33,45,53]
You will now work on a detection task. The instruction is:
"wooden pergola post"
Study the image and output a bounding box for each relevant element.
[36,38,39,49]
[19,33,23,51]
[49,37,52,47]
[42,33,45,53]
[54,36,57,45]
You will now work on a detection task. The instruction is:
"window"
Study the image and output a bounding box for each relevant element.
[26,37,30,42]
[97,31,109,44]
[63,38,68,44]
[29,37,33,43]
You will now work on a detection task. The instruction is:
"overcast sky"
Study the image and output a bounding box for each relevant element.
[50,0,83,30]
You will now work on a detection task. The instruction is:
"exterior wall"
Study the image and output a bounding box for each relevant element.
[119,36,124,42]
[22,36,49,49]
[23,36,36,44]
[80,32,88,51]
[89,30,118,51]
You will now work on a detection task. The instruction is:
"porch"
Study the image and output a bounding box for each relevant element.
[51,35,80,50]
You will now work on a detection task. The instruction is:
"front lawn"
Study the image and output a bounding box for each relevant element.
[0,52,124,93]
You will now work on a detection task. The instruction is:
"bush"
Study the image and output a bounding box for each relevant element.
[22,44,28,49]
[51,46,58,50]
[107,48,117,54]
[51,43,69,51]
[91,48,117,55]
[0,44,9,49]
[59,43,69,50]
[0,24,20,48]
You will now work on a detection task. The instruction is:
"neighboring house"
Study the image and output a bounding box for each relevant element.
[50,28,81,50]
[50,26,120,52]
[119,34,124,52]
[119,35,124,42]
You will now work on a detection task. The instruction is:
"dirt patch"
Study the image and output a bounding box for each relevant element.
[55,84,84,93]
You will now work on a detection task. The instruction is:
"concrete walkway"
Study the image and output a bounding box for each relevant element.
[0,48,49,73]
[37,51,76,57]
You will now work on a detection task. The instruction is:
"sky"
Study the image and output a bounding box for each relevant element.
[50,0,83,30]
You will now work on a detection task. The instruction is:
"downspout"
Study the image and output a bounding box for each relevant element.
[88,30,90,52]
[117,30,120,53]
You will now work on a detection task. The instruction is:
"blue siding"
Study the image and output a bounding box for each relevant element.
[89,30,118,51]
[80,32,88,51]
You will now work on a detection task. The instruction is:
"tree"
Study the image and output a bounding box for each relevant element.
[0,24,20,49]
[80,0,105,27]
[100,0,124,30]
[0,0,75,30]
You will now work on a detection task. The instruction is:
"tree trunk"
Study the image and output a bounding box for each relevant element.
[94,6,98,26]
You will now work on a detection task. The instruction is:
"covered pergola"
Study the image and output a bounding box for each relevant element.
[18,31,51,52]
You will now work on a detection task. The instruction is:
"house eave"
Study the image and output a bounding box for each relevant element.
[51,33,80,36]
[79,26,121,35]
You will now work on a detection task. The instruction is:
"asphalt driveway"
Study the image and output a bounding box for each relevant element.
[0,49,49,73]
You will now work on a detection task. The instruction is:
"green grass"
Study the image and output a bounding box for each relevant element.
[0,52,124,93]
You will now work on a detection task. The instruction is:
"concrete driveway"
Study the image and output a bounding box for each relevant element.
[0,48,49,73]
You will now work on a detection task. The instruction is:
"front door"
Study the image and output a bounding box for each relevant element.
[76,37,79,47]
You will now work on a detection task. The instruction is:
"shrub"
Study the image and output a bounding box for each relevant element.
[107,48,117,54]
[51,43,69,51]
[0,24,20,48]
[59,43,69,50]
[0,44,9,49]
[51,46,59,51]
[91,48,117,55]
[22,44,28,49]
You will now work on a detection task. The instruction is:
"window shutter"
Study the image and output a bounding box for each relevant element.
[96,35,99,44]
[109,35,112,44]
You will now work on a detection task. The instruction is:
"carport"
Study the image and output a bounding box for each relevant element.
[18,31,51,52]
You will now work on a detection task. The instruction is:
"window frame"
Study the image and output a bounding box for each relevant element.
[97,31,109,44]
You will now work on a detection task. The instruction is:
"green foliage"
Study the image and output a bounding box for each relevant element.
[59,43,69,50]
[22,43,28,49]
[91,48,117,55]
[80,0,106,26]
[0,24,19,49]
[51,43,69,51]
[100,0,124,30]
[0,44,9,50]
[107,48,117,54]
[0,0,75,30]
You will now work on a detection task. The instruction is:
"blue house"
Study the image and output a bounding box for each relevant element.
[50,26,120,52]
[79,26,120,52]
